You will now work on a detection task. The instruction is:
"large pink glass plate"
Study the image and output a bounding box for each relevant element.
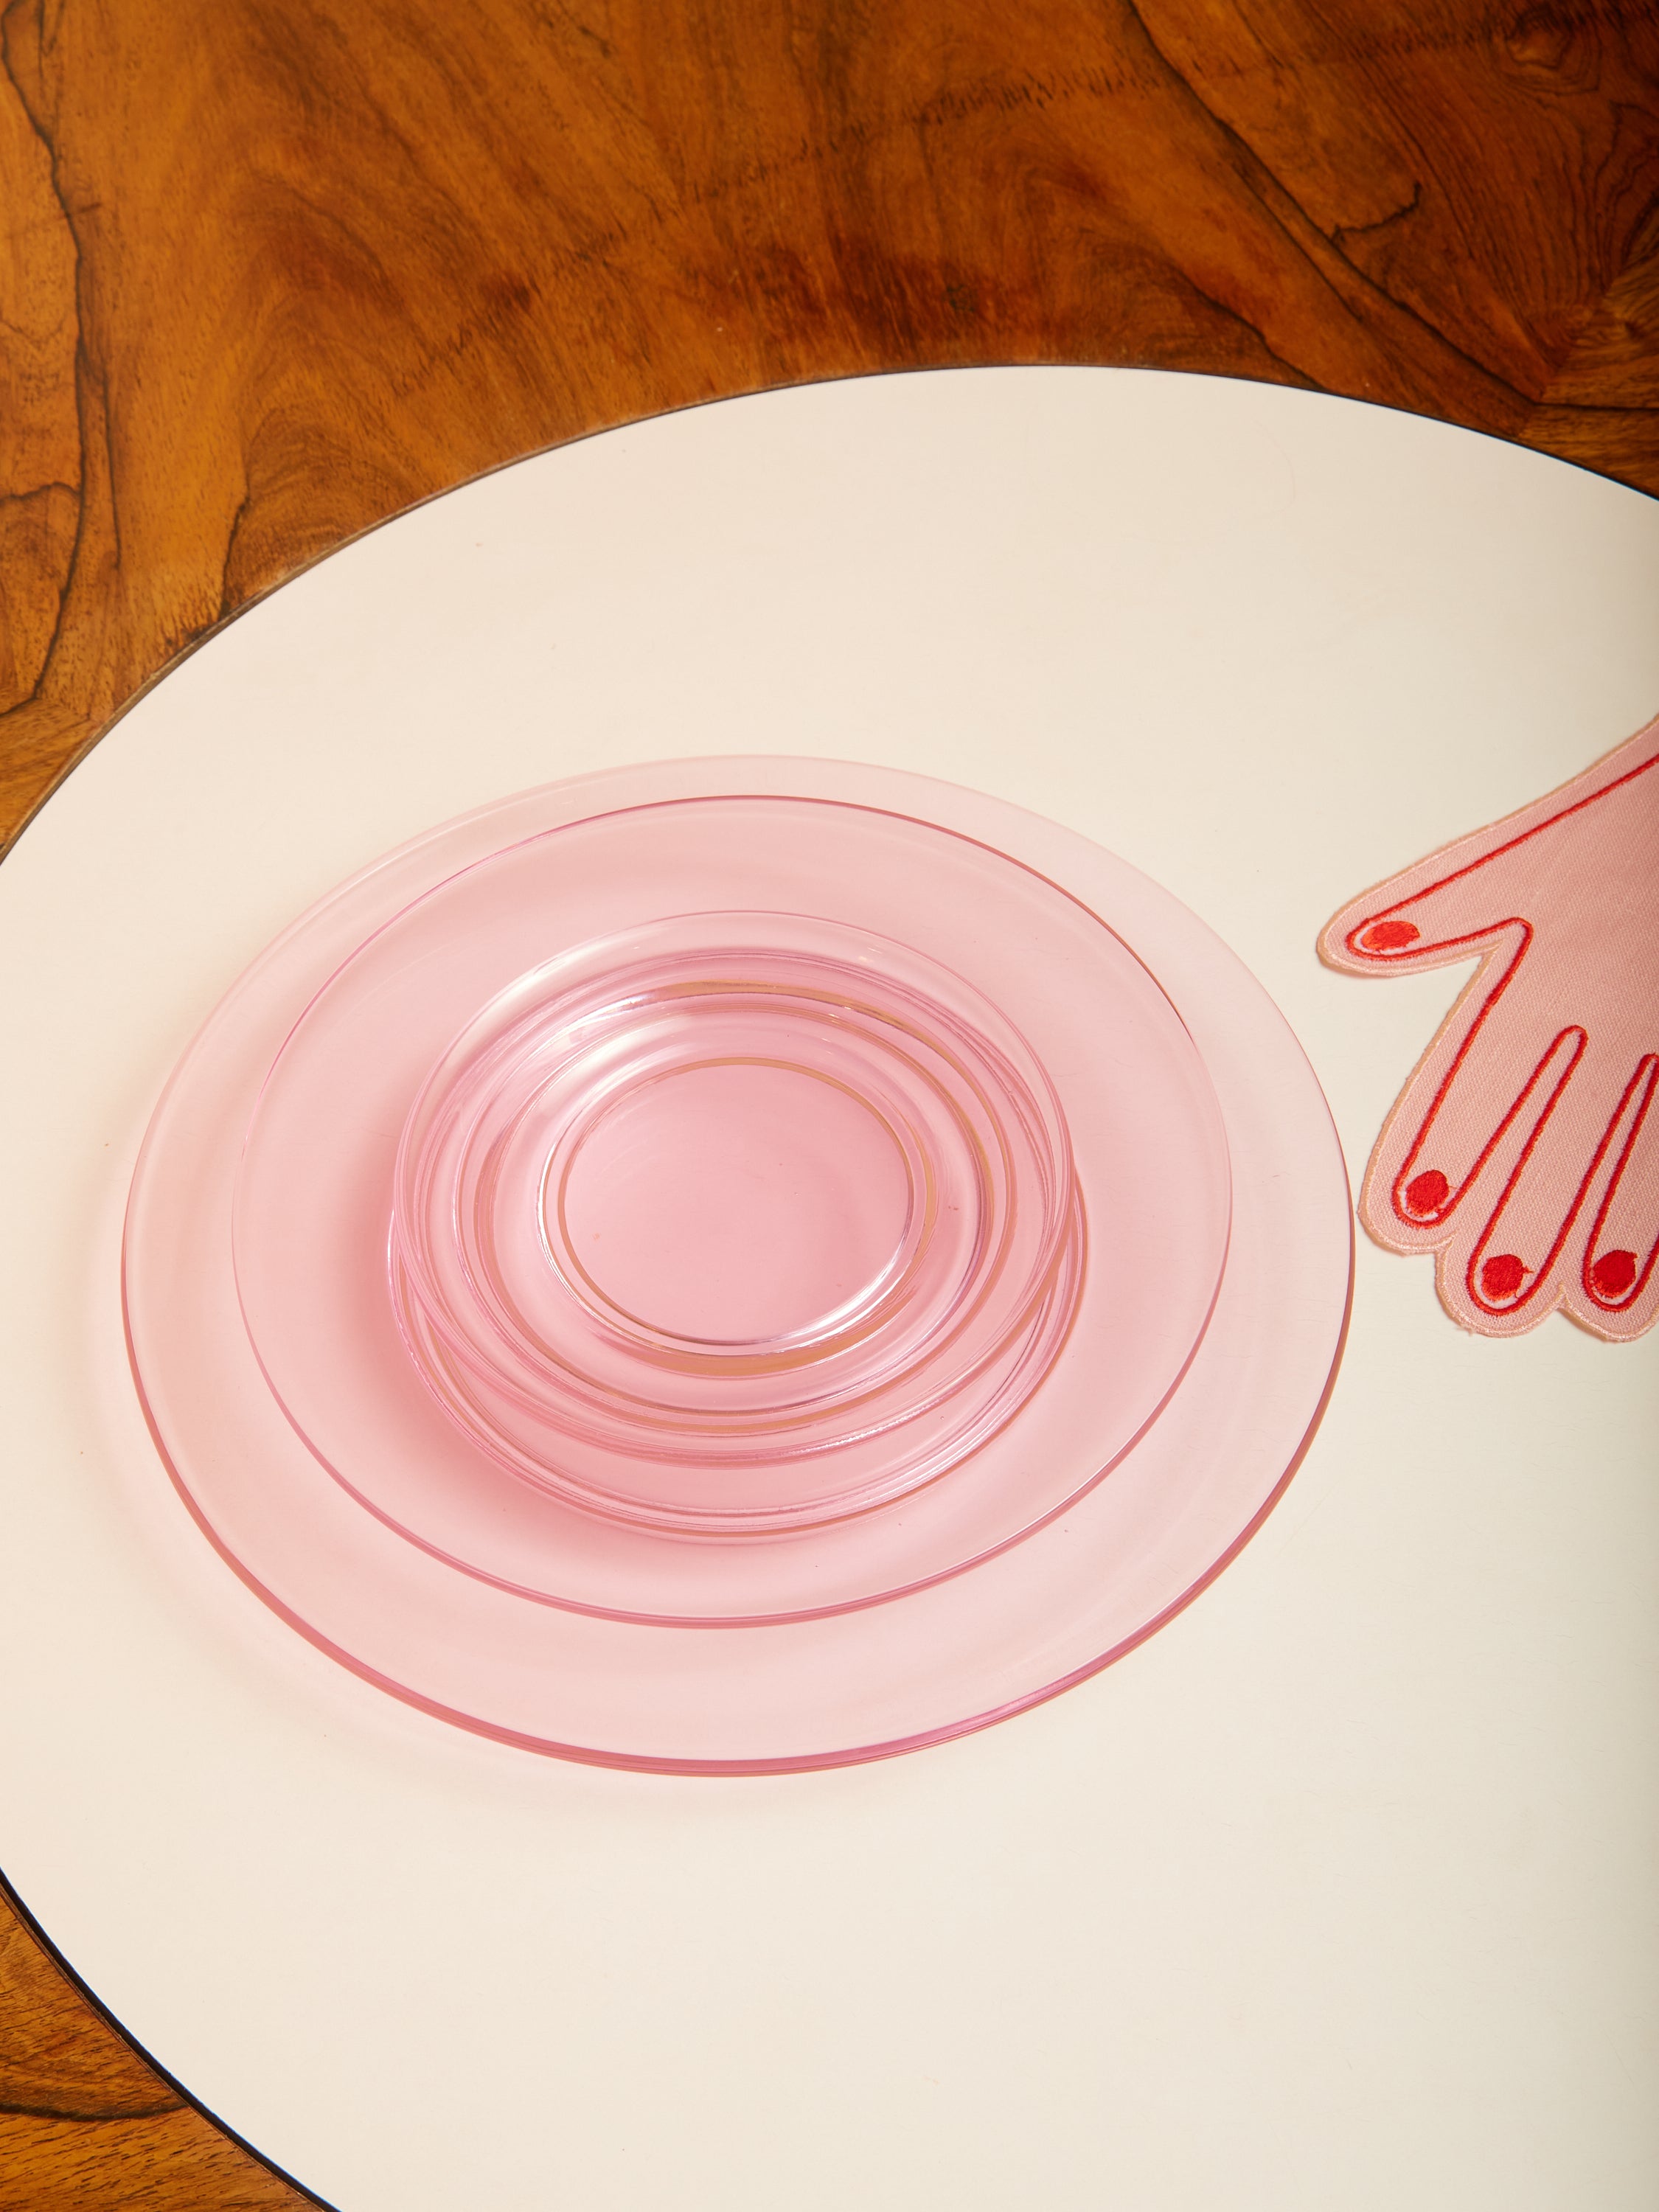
[122,756,1351,1770]
[233,799,1228,1622]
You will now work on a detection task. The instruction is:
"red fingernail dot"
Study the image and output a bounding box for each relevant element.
[1479,1252,1526,1300]
[1403,1169,1449,1218]
[1358,919,1420,953]
[1590,1249,1638,1301]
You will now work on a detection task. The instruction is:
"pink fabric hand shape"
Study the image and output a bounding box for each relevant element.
[1321,714,1659,1341]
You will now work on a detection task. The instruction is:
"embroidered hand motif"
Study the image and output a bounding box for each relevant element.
[1320,714,1659,1340]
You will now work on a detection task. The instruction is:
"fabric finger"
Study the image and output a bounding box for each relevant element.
[1324,835,1541,972]
[1450,1051,1637,1329]
[1320,717,1659,981]
[1360,945,1580,1253]
[1577,1057,1659,1339]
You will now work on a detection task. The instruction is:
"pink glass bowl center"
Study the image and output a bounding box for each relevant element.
[556,1059,914,1348]
[387,915,1085,1535]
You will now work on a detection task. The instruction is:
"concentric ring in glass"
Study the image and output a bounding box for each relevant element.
[225,793,1228,1624]
[387,914,1084,1534]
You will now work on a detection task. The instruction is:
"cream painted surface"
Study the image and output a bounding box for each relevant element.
[1,369,1655,2211]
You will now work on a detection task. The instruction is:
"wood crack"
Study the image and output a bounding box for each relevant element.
[1114,0,1535,416]
[1331,181,1425,254]
[0,0,86,720]
[0,2092,182,2124]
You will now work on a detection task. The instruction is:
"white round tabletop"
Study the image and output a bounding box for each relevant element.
[1,367,1655,2211]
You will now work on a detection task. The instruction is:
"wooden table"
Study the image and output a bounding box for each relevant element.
[1,3,1655,2202]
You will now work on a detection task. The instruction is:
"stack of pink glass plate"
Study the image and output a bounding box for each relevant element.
[122,760,1351,1770]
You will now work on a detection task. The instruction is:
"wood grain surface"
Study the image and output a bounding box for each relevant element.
[1,0,1655,2202]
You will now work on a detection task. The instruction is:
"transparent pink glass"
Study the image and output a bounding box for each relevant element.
[385,912,1085,1534]
[125,765,1351,1768]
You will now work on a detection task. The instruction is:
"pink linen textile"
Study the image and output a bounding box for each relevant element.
[1321,714,1659,1340]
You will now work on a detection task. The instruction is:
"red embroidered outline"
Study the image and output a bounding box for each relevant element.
[1343,746,1659,1315]
[1461,1032,1617,1316]
[1383,927,1540,1227]
[1325,721,1659,1338]
[1583,1057,1659,1311]
[1342,747,1659,965]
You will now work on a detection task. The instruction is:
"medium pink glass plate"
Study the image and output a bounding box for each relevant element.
[124,758,1351,1770]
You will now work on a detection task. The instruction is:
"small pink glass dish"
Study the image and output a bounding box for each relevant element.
[124,759,1351,1771]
